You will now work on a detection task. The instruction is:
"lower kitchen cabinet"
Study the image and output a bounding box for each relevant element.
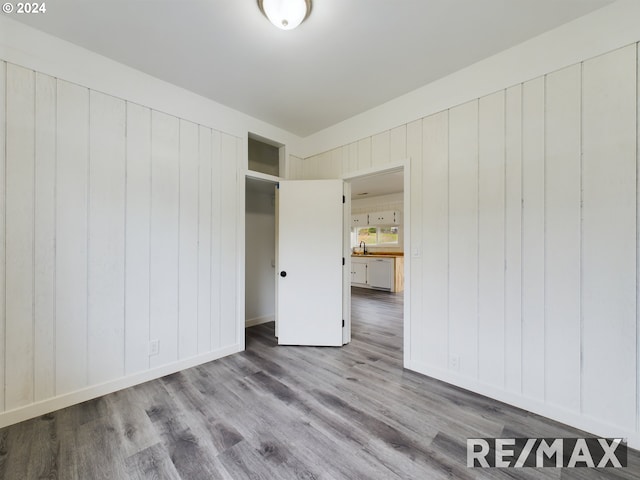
[351,259,368,284]
[350,255,404,292]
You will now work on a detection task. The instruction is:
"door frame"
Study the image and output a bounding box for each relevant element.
[241,168,281,350]
[239,156,411,365]
[342,159,411,366]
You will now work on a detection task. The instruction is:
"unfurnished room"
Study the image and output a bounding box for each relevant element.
[0,1,640,478]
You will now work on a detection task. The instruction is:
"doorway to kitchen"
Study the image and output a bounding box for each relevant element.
[343,161,410,364]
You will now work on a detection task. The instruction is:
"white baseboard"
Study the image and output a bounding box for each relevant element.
[405,360,640,451]
[0,343,242,429]
[245,314,274,328]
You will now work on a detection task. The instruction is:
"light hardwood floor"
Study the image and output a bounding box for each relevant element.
[0,287,638,479]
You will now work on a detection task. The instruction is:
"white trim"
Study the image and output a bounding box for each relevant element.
[406,359,640,450]
[402,161,411,367]
[245,315,274,328]
[342,160,405,181]
[237,139,247,352]
[245,169,280,184]
[343,181,352,345]
[0,343,242,429]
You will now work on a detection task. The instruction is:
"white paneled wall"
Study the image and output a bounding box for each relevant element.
[521,76,546,401]
[300,43,640,445]
[478,91,505,390]
[34,72,56,402]
[419,113,448,369]
[6,64,35,409]
[198,126,213,354]
[581,45,637,431]
[544,64,581,412]
[504,84,523,394]
[56,79,89,396]
[125,102,152,375]
[88,90,126,386]
[448,100,480,380]
[0,61,241,424]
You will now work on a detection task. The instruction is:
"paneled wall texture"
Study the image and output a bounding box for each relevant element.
[298,44,640,439]
[0,62,241,415]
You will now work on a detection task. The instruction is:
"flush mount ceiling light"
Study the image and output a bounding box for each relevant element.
[258,0,312,30]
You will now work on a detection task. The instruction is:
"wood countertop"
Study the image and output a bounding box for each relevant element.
[351,253,404,258]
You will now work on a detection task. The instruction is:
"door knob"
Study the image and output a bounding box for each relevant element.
[280,271,287,277]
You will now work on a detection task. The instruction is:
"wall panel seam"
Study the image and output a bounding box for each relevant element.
[31,67,36,404]
[86,88,91,387]
[148,110,153,370]
[177,121,182,360]
[503,88,508,390]
[2,63,6,408]
[636,41,640,434]
[519,82,524,396]
[446,109,451,370]
[476,100,480,381]
[123,101,129,374]
[209,131,214,350]
[196,127,200,351]
[543,73,547,404]
[579,60,584,416]
[52,76,57,396]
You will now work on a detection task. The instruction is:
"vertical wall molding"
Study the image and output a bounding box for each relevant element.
[636,41,640,435]
[582,45,636,431]
[0,60,241,427]
[504,84,523,394]
[303,42,640,446]
[34,72,57,402]
[0,61,6,412]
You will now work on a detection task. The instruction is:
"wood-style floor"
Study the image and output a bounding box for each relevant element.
[0,287,638,479]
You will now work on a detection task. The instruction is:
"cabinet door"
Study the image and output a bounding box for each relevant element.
[368,258,393,289]
[368,210,398,225]
[351,213,368,227]
[352,260,367,284]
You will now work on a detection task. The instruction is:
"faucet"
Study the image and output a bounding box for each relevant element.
[359,241,367,255]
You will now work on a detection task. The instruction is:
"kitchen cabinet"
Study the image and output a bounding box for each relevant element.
[367,210,400,226]
[351,258,368,285]
[368,258,393,289]
[350,255,404,292]
[351,213,368,227]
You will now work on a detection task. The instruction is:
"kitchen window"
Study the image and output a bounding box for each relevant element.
[353,226,399,246]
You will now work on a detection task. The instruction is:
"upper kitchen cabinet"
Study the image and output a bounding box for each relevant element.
[351,213,368,227]
[368,210,400,226]
[248,136,281,177]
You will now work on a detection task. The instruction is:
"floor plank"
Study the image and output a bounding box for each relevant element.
[0,287,638,479]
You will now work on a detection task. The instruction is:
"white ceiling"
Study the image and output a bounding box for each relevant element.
[350,170,404,199]
[14,0,613,137]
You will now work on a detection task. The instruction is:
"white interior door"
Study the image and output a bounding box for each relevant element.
[276,179,344,346]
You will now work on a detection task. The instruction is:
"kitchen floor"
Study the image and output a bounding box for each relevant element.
[0,288,637,479]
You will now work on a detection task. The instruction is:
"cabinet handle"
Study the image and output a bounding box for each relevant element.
[280,271,287,277]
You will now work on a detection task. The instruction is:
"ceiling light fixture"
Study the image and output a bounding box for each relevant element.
[258,0,311,30]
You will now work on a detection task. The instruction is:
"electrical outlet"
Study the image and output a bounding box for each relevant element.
[149,339,160,356]
[450,355,460,371]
